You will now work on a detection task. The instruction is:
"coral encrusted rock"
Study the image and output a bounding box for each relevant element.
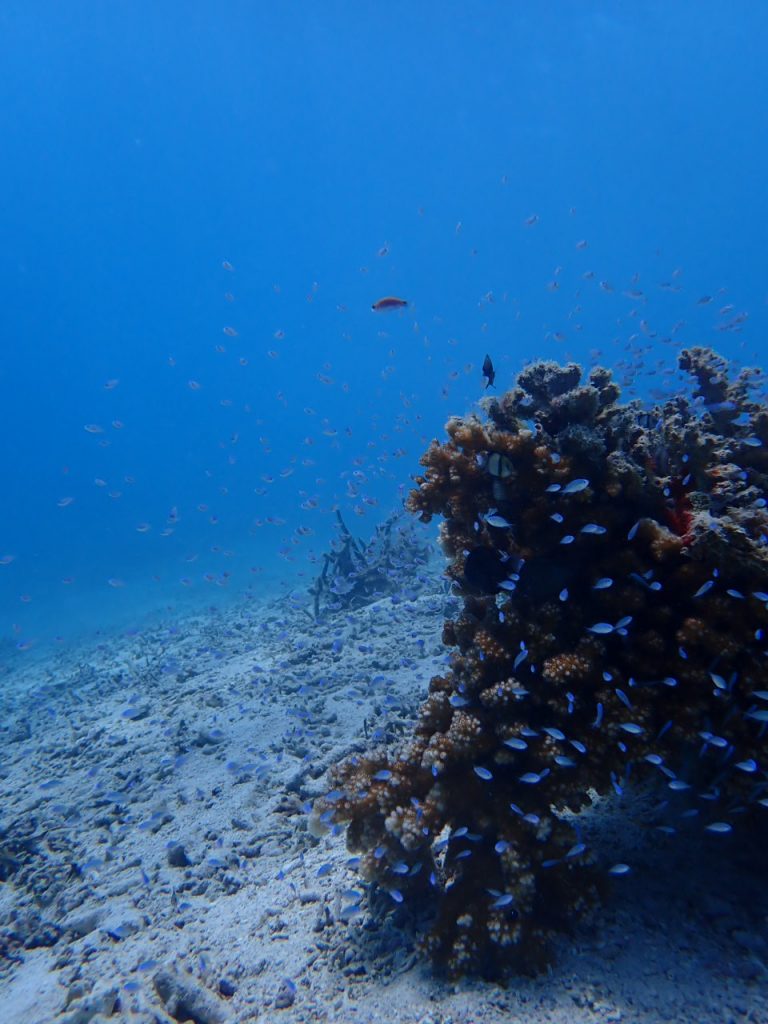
[314,348,768,978]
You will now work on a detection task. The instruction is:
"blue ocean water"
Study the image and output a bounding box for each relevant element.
[1,1,766,656]
[2,10,768,1020]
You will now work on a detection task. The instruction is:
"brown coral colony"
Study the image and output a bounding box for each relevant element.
[315,347,768,979]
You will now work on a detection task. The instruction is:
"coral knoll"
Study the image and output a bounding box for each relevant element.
[314,347,768,978]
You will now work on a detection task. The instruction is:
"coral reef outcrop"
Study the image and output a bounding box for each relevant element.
[314,347,768,977]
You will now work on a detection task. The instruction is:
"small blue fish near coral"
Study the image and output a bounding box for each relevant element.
[563,478,589,494]
[484,512,513,529]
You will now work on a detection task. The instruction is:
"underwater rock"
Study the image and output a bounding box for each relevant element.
[100,904,143,942]
[60,984,119,1024]
[316,348,768,979]
[62,906,104,937]
[153,967,229,1024]
[167,843,192,868]
[273,976,297,1009]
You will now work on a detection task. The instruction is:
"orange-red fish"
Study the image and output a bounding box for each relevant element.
[371,296,408,312]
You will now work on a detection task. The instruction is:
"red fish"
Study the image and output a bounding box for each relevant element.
[371,296,408,311]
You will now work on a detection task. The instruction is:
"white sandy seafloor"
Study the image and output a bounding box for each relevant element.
[0,579,766,1024]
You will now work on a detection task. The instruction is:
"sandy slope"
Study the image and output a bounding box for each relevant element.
[0,587,765,1024]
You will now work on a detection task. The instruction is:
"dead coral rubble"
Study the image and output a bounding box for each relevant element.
[315,348,768,978]
[308,508,432,620]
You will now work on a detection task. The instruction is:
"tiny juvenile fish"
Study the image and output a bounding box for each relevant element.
[371,296,408,311]
[490,893,515,908]
[485,513,513,529]
[608,863,631,875]
[503,737,527,750]
[694,580,715,597]
[563,478,589,494]
[566,842,587,858]
[542,727,565,740]
[449,694,471,707]
[581,523,606,534]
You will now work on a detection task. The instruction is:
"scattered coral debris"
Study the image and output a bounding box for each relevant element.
[307,509,432,620]
[314,347,768,978]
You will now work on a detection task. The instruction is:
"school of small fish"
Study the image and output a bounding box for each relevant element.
[3,200,758,659]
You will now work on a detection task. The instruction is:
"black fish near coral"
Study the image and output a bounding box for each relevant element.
[314,346,768,979]
[482,353,496,389]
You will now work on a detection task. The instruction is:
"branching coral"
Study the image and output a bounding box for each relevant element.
[314,348,768,978]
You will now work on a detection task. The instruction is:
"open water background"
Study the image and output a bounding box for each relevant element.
[1,2,766,655]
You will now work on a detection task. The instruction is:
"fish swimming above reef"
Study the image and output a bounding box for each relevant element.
[371,296,408,311]
[482,353,496,388]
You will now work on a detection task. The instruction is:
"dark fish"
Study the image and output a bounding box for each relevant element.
[371,296,408,311]
[482,354,496,388]
[463,547,508,592]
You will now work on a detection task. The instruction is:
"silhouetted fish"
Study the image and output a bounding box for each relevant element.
[482,354,496,388]
[371,296,408,311]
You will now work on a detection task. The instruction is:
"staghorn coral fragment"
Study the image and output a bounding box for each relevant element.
[315,348,768,979]
[308,508,432,618]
